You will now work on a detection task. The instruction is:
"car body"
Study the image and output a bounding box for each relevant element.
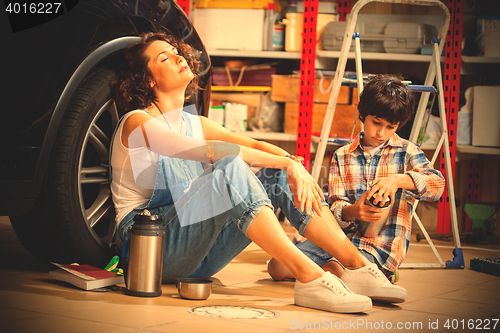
[0,0,211,267]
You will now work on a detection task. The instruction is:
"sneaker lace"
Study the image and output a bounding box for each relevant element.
[368,266,389,283]
[321,280,348,296]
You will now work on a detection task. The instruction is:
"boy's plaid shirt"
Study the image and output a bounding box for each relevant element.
[328,132,445,272]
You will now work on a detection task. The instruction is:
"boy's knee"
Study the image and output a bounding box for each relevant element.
[267,258,294,281]
[321,260,345,278]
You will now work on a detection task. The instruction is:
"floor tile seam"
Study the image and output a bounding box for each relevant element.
[0,294,142,314]
[395,307,499,320]
[211,279,269,288]
[211,277,289,288]
[144,315,291,332]
[430,294,500,306]
[398,279,494,288]
[212,284,295,297]
[19,311,180,330]
[0,311,132,329]
[0,305,46,323]
[428,285,500,299]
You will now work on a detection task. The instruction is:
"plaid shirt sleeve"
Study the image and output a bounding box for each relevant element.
[403,143,445,202]
[328,149,355,229]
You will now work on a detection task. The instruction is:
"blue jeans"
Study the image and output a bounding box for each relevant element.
[118,155,325,283]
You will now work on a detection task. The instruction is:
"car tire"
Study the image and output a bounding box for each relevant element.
[10,68,122,267]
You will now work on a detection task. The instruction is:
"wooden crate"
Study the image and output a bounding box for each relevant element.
[271,75,355,104]
[284,102,361,137]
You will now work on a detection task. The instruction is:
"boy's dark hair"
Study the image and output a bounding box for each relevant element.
[357,74,415,126]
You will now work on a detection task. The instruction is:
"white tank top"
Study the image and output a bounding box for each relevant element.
[110,111,156,224]
[110,109,205,224]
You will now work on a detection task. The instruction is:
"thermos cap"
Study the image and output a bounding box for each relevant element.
[133,209,162,224]
[368,195,391,208]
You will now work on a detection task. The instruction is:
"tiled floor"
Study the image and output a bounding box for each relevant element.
[1,215,500,333]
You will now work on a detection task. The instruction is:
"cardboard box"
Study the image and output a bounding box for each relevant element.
[472,86,500,147]
[194,0,272,9]
[284,102,361,137]
[193,9,264,51]
[212,67,276,86]
[271,75,354,104]
[211,92,264,129]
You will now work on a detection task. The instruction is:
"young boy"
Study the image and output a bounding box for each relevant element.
[268,74,445,301]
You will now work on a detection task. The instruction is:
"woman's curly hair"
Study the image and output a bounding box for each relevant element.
[113,32,201,111]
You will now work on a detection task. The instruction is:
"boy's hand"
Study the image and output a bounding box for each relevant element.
[367,175,403,206]
[343,191,382,222]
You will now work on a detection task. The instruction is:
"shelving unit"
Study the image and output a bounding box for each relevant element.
[211,86,271,92]
[311,136,500,156]
[205,45,500,156]
[188,1,500,229]
[241,131,296,141]
[462,56,500,64]
[317,50,441,62]
[207,49,301,59]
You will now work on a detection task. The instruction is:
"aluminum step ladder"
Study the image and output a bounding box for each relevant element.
[311,0,464,269]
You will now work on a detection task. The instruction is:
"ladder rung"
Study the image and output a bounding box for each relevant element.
[341,78,416,88]
[407,85,437,93]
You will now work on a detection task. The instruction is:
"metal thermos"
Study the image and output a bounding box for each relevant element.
[126,209,165,297]
[358,195,392,238]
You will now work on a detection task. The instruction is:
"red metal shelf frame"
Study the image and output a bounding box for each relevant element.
[437,0,462,234]
[296,0,462,233]
[176,0,190,16]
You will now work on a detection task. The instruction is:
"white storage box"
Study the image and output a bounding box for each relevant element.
[472,86,500,147]
[193,8,265,51]
[477,17,500,57]
[323,21,436,54]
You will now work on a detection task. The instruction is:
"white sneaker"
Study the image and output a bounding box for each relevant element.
[341,264,407,303]
[294,272,372,313]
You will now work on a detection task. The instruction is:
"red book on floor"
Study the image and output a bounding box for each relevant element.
[49,263,124,290]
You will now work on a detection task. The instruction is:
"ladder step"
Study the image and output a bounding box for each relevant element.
[407,85,437,93]
[341,78,415,87]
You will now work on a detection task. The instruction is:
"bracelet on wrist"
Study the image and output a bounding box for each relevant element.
[286,154,305,165]
[207,142,214,164]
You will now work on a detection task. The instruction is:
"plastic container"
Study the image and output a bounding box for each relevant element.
[283,12,302,52]
[323,21,436,54]
[476,16,500,57]
[323,21,387,53]
[283,13,336,51]
[263,3,283,51]
[283,0,298,16]
[383,22,435,54]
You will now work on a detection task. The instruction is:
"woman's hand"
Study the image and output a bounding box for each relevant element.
[285,161,325,218]
[345,191,382,222]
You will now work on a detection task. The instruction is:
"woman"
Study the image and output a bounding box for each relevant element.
[111,32,401,313]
